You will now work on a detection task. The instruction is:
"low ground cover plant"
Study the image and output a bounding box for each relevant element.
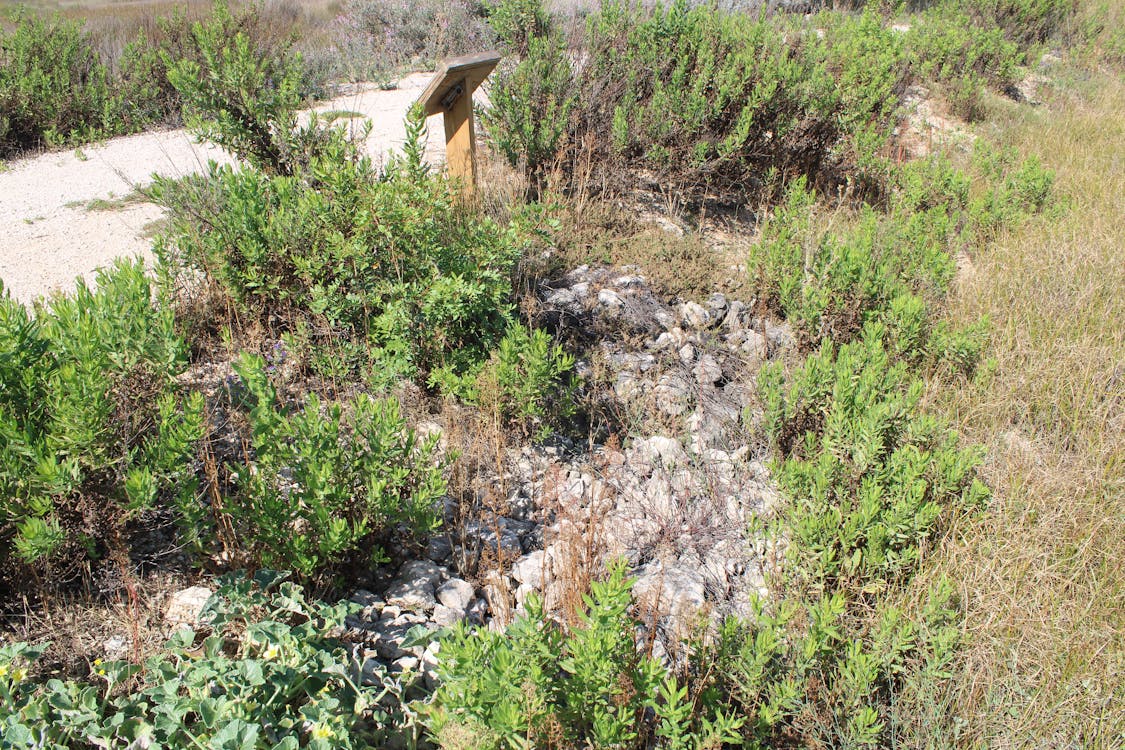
[0,571,415,748]
[0,260,201,589]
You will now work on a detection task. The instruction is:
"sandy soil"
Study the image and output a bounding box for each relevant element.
[0,73,456,305]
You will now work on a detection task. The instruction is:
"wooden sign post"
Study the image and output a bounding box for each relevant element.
[418,51,501,198]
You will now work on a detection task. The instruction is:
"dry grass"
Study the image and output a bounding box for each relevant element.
[907,68,1125,747]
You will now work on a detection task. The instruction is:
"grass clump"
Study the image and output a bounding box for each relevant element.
[906,68,1125,745]
[0,260,202,585]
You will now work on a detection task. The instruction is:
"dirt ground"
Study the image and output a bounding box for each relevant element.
[0,73,454,305]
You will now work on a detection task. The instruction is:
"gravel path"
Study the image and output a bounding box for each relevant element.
[0,73,453,305]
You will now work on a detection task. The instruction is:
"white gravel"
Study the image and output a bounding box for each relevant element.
[0,73,459,305]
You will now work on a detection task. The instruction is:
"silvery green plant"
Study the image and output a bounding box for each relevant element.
[0,571,418,748]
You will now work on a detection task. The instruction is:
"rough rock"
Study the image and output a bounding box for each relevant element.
[165,586,213,628]
[633,561,707,629]
[510,550,548,589]
[436,578,475,611]
[431,604,465,627]
[385,560,442,612]
[693,354,723,385]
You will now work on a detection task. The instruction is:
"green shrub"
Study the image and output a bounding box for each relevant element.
[484,31,576,193]
[155,108,522,383]
[487,1,907,204]
[117,1,310,129]
[0,571,416,748]
[750,177,958,350]
[433,322,577,439]
[908,6,1022,88]
[759,325,990,591]
[751,149,1053,354]
[967,140,1055,232]
[191,353,445,578]
[0,260,201,575]
[686,324,987,746]
[687,579,964,748]
[486,0,550,55]
[165,3,312,176]
[958,0,1077,48]
[0,12,120,156]
[426,562,744,748]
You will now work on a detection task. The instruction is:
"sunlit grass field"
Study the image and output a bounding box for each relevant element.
[914,69,1125,747]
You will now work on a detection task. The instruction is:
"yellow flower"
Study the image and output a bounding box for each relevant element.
[310,724,335,740]
[0,664,9,679]
[12,667,27,683]
[263,644,281,661]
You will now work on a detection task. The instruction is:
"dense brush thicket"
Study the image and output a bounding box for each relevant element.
[489,2,908,200]
[485,0,1082,197]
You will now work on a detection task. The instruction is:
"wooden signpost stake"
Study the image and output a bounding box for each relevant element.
[418,51,501,198]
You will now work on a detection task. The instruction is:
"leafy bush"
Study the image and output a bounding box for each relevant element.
[956,0,1076,48]
[117,1,313,129]
[486,0,550,55]
[695,324,988,746]
[0,260,201,575]
[750,177,959,350]
[426,562,743,748]
[751,148,1053,353]
[759,326,990,590]
[908,6,1022,89]
[905,4,1022,119]
[967,140,1055,231]
[156,108,522,383]
[0,571,417,748]
[0,12,119,156]
[484,31,576,193]
[165,3,316,177]
[685,578,964,748]
[189,353,445,578]
[487,2,907,203]
[434,322,577,439]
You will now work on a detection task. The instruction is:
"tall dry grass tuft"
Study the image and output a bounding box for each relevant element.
[905,69,1125,747]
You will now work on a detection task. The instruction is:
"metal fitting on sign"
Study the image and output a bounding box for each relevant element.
[440,82,465,111]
